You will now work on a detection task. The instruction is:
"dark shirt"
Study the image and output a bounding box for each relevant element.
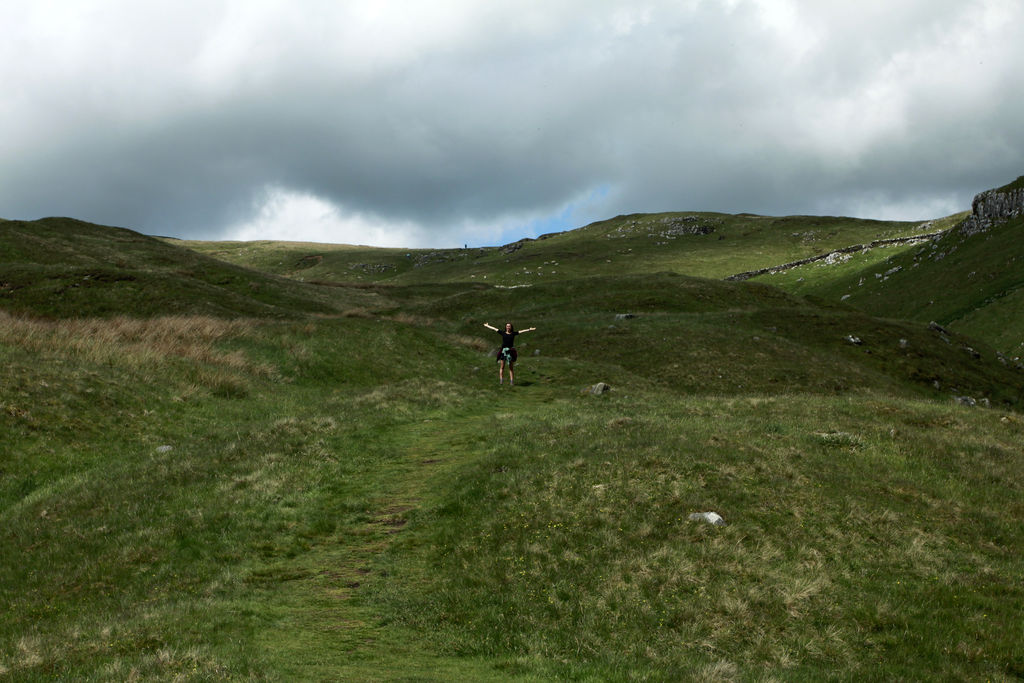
[498,329,518,348]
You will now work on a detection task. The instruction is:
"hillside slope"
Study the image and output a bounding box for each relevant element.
[756,176,1024,357]
[177,212,932,286]
[0,217,381,318]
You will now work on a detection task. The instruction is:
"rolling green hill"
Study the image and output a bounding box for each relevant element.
[2,194,1023,680]
[0,217,382,318]
[177,212,934,285]
[756,177,1024,357]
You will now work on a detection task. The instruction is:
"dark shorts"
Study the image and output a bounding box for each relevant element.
[497,347,517,363]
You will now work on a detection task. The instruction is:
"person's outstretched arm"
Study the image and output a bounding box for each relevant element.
[483,322,498,331]
[520,326,537,333]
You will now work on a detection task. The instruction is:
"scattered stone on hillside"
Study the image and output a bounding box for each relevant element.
[824,251,853,266]
[963,345,981,360]
[533,349,541,356]
[615,313,637,320]
[845,335,863,345]
[607,215,720,240]
[413,252,453,268]
[954,396,991,408]
[156,445,173,453]
[726,230,946,282]
[349,263,396,274]
[500,239,529,254]
[584,382,611,395]
[899,338,909,349]
[655,215,719,237]
[688,511,726,526]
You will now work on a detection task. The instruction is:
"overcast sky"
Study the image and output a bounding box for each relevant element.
[2,1,1022,248]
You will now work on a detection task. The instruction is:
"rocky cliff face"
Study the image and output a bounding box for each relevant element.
[959,177,1024,236]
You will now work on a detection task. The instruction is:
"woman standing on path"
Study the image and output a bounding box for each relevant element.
[483,322,536,386]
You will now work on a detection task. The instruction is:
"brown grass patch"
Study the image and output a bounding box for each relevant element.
[0,311,269,374]
[387,312,435,327]
[448,334,492,353]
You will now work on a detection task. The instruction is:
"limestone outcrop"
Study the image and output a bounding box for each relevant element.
[958,177,1024,236]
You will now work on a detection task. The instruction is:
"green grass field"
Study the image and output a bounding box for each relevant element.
[2,201,1023,680]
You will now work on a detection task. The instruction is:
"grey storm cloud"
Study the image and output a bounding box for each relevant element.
[2,0,1023,247]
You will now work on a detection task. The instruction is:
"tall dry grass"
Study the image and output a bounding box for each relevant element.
[0,310,267,374]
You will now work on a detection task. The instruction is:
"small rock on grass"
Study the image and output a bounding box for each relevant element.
[688,511,726,526]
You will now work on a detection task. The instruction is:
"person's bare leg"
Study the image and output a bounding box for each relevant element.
[498,359,505,384]
[509,363,514,387]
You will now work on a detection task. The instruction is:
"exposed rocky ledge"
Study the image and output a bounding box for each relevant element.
[958,176,1024,236]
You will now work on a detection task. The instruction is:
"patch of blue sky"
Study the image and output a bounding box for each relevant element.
[477,184,613,248]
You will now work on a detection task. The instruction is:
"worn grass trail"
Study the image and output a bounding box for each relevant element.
[250,381,563,680]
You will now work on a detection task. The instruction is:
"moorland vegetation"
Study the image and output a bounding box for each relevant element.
[2,178,1022,680]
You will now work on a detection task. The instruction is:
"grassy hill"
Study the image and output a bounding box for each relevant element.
[756,185,1024,358]
[177,212,934,285]
[0,217,383,318]
[2,207,1023,680]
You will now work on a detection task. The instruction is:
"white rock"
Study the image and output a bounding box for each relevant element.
[689,511,726,526]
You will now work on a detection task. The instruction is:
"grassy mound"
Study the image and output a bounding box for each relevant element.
[0,218,379,318]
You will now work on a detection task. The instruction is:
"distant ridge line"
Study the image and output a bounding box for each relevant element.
[725,227,949,282]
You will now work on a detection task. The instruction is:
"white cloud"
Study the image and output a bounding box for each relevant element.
[224,182,615,249]
[2,0,1023,245]
[224,186,427,247]
[819,190,965,223]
